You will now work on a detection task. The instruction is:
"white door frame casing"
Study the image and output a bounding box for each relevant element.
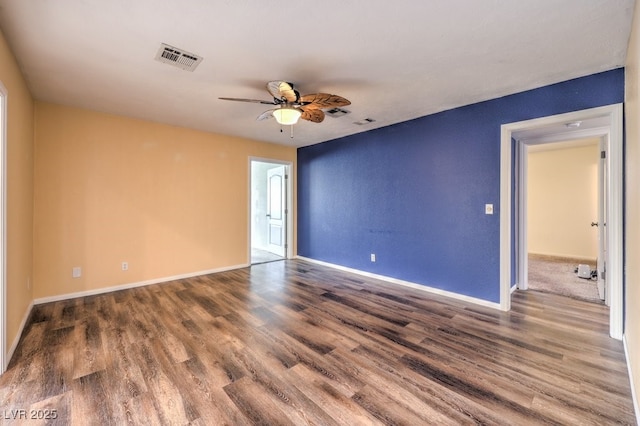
[248,157,294,262]
[517,133,604,292]
[500,104,624,339]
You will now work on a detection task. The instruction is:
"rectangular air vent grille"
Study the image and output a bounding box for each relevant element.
[325,107,350,118]
[354,118,376,125]
[155,43,203,71]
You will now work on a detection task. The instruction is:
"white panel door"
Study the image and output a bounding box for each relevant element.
[267,166,286,257]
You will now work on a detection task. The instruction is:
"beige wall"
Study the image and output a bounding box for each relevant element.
[33,102,296,299]
[527,142,599,260]
[0,30,35,353]
[625,0,640,414]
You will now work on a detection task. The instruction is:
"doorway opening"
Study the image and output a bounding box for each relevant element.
[500,104,623,339]
[249,159,292,265]
[524,138,603,303]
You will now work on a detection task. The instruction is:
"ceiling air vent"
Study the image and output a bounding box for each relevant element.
[325,107,350,118]
[354,118,376,125]
[154,43,203,71]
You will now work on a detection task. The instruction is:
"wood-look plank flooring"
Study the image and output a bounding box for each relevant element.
[0,260,636,425]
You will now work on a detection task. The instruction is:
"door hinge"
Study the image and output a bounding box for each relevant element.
[601,150,606,159]
[601,270,606,280]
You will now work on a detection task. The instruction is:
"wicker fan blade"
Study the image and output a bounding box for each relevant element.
[257,109,276,121]
[299,93,351,110]
[267,81,298,103]
[300,108,325,123]
[219,97,276,105]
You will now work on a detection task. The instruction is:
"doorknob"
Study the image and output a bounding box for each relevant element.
[591,222,598,227]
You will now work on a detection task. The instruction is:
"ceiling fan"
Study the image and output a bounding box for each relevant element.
[219,81,351,127]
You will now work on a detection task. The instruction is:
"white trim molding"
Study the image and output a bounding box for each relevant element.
[623,335,640,424]
[33,264,249,305]
[4,264,249,369]
[499,122,513,312]
[500,104,624,339]
[6,301,33,370]
[297,256,501,310]
[248,157,294,263]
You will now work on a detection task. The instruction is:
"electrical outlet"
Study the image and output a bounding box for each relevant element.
[122,262,128,271]
[72,267,82,278]
[370,253,376,262]
[485,204,494,215]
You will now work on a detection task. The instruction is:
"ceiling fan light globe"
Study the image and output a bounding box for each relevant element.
[272,107,301,125]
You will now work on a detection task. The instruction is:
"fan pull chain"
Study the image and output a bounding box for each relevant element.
[280,124,294,138]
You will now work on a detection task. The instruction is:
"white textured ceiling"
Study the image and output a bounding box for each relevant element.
[0,1,635,147]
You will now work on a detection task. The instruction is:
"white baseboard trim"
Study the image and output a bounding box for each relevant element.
[5,300,34,371]
[296,256,501,310]
[33,263,249,305]
[528,252,596,263]
[4,264,250,370]
[623,334,640,426]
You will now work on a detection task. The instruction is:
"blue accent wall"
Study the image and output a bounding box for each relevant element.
[297,69,624,303]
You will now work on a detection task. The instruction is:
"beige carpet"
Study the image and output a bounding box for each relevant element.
[527,254,603,303]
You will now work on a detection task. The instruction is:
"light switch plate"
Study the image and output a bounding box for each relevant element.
[485,204,494,215]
